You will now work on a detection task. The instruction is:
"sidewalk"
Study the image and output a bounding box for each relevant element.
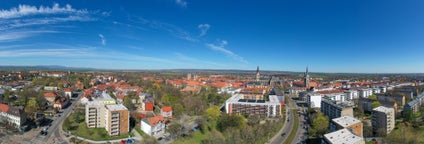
[64,128,142,144]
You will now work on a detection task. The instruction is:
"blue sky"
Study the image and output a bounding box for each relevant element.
[1,0,424,73]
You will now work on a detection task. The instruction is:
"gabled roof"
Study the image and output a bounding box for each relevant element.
[143,116,165,127]
[44,92,57,98]
[161,106,172,112]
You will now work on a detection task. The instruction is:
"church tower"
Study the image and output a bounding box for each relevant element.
[304,66,309,88]
[256,66,260,81]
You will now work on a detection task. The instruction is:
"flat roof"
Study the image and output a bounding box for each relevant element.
[87,100,104,106]
[332,116,361,127]
[324,129,363,144]
[227,94,283,105]
[373,106,393,113]
[106,104,128,111]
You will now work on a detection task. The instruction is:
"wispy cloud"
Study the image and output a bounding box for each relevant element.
[0,3,88,19]
[98,34,106,45]
[206,40,248,64]
[0,48,92,57]
[133,17,198,42]
[175,0,188,8]
[198,24,210,37]
[0,30,58,42]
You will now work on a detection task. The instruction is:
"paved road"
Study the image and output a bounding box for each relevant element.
[294,106,308,144]
[270,95,298,144]
[34,92,83,144]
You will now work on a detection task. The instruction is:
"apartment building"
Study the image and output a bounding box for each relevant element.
[321,98,354,120]
[323,129,365,144]
[306,92,322,108]
[344,90,359,100]
[330,116,363,137]
[372,106,395,136]
[225,93,284,118]
[404,92,424,113]
[86,101,106,128]
[358,88,372,98]
[0,104,26,129]
[105,104,130,136]
[85,101,129,136]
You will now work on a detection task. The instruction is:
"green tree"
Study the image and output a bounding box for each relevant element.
[372,101,381,109]
[310,112,329,137]
[124,96,135,110]
[205,106,221,122]
[26,98,38,114]
[217,114,246,132]
[369,94,378,101]
[3,89,10,103]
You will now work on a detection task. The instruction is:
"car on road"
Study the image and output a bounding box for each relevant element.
[40,130,48,136]
[281,133,286,137]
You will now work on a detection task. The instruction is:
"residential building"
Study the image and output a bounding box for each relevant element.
[161,106,172,118]
[358,88,372,98]
[86,101,106,128]
[140,116,166,136]
[306,92,322,108]
[321,98,354,120]
[44,86,58,91]
[105,104,129,136]
[376,93,405,106]
[0,104,27,129]
[330,116,363,137]
[324,93,347,102]
[65,88,73,98]
[344,90,359,100]
[404,92,424,113]
[141,97,154,111]
[372,106,395,136]
[44,92,57,104]
[225,93,284,118]
[53,96,69,110]
[323,129,365,144]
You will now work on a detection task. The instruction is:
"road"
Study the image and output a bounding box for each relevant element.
[32,92,83,144]
[270,95,298,144]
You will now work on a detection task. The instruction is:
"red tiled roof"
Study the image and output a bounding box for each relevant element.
[147,116,164,127]
[161,106,172,112]
[44,92,57,98]
[0,104,9,113]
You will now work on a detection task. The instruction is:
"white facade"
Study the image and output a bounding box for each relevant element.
[358,88,372,98]
[323,129,364,144]
[307,93,322,108]
[140,117,166,136]
[325,93,347,102]
[65,91,72,97]
[344,90,358,100]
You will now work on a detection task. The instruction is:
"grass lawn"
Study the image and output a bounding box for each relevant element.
[64,112,134,141]
[135,127,150,139]
[283,109,299,144]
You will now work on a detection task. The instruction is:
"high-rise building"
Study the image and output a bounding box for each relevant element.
[85,101,129,136]
[321,98,354,120]
[331,116,363,137]
[372,106,395,136]
[323,129,365,144]
[105,104,129,136]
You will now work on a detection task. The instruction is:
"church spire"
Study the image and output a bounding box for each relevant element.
[256,66,260,81]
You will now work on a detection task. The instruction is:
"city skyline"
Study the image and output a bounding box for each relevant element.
[1,0,424,73]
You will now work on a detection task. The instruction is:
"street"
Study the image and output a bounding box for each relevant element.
[31,92,83,144]
[270,94,299,144]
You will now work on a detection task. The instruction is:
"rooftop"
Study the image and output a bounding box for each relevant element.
[332,116,361,127]
[86,100,104,106]
[373,106,394,113]
[106,104,128,111]
[324,129,364,144]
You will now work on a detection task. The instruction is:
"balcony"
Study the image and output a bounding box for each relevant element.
[111,124,119,128]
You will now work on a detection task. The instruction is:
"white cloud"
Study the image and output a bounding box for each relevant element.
[206,40,248,64]
[175,0,188,8]
[98,34,106,45]
[198,24,210,36]
[134,17,197,42]
[0,3,88,19]
[0,48,91,57]
[0,30,58,42]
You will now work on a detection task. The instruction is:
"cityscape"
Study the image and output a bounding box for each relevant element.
[1,1,424,144]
